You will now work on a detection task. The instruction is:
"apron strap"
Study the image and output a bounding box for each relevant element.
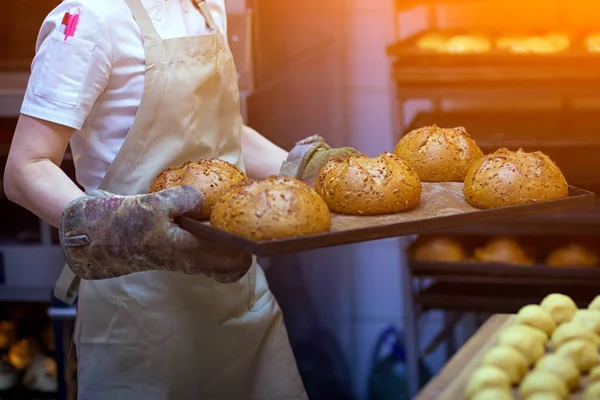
[53,265,80,305]
[124,0,162,42]
[194,0,219,32]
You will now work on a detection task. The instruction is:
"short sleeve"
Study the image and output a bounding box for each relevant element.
[20,1,112,130]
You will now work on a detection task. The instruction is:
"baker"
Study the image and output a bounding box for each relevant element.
[3,0,359,398]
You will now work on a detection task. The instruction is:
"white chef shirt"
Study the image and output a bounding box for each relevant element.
[20,0,228,192]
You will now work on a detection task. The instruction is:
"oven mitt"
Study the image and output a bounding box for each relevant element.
[59,185,252,283]
[280,135,361,180]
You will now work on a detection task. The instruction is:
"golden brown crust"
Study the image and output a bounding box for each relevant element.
[149,159,246,220]
[472,236,534,265]
[463,148,568,209]
[315,152,421,216]
[210,176,331,241]
[411,236,467,262]
[393,124,484,182]
[546,244,599,267]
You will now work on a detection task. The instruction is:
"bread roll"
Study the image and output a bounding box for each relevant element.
[585,382,600,400]
[556,339,598,372]
[464,148,568,209]
[516,304,557,335]
[445,35,491,53]
[411,236,467,262]
[589,365,600,383]
[535,354,580,390]
[150,158,246,220]
[465,366,511,399]
[497,326,545,366]
[472,237,534,265]
[393,125,483,182]
[481,345,528,384]
[572,309,600,336]
[417,33,447,52]
[471,388,513,400]
[586,33,600,53]
[551,321,600,350]
[589,295,600,311]
[541,294,578,326]
[211,176,331,241]
[315,152,421,215]
[8,339,37,370]
[519,370,569,400]
[546,244,599,267]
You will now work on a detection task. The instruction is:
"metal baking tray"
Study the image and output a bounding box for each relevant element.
[177,182,595,256]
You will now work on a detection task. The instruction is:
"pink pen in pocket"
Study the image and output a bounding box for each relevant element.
[64,7,80,41]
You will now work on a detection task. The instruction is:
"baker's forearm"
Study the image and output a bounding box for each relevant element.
[240,125,288,179]
[4,160,85,228]
[4,115,85,228]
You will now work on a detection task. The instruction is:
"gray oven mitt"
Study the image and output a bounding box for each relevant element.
[59,185,252,283]
[280,135,361,179]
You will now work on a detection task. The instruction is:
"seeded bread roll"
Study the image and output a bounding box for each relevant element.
[150,158,246,220]
[315,152,421,216]
[210,176,331,241]
[393,125,484,182]
[464,148,568,209]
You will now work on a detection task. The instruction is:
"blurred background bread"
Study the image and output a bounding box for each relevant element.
[546,244,599,267]
[411,236,467,262]
[315,152,421,215]
[149,158,246,220]
[444,35,491,53]
[211,176,331,241]
[472,237,534,265]
[463,148,568,209]
[393,124,484,182]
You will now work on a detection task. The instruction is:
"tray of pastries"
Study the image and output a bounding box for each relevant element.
[440,293,600,399]
[387,30,600,67]
[162,125,595,256]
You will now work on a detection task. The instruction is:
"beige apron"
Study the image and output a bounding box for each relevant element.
[53,1,307,398]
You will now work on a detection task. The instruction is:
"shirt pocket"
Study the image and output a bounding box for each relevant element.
[34,31,96,107]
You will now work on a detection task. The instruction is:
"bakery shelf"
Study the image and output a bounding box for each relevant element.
[410,260,600,283]
[415,280,600,313]
[388,30,600,91]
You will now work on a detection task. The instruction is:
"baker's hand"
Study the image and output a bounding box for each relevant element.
[280,135,361,180]
[59,186,252,283]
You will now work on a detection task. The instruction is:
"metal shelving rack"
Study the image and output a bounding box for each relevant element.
[390,0,600,396]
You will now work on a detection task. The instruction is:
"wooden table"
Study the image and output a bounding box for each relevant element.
[415,315,511,400]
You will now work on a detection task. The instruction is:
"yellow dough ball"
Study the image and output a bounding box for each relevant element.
[465,366,511,399]
[498,326,546,365]
[519,370,569,400]
[535,353,580,390]
[551,321,600,350]
[500,324,547,347]
[481,345,529,384]
[589,365,600,383]
[516,304,557,335]
[584,382,600,400]
[556,339,599,372]
[572,309,600,335]
[525,394,565,400]
[471,388,513,400]
[589,295,600,311]
[540,294,578,325]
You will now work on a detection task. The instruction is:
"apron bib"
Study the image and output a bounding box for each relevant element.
[54,1,306,398]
